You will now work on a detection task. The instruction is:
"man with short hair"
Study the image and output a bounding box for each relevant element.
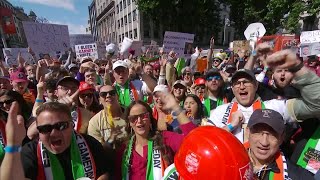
[21,102,110,180]
[208,50,320,143]
[246,109,313,179]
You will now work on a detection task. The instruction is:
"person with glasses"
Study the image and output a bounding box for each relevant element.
[88,85,127,150]
[20,102,110,180]
[78,81,102,115]
[203,69,228,117]
[245,109,313,180]
[192,78,206,101]
[114,93,196,180]
[171,80,187,106]
[207,49,320,144]
[181,67,193,94]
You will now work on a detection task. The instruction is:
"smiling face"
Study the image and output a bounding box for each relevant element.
[37,111,73,154]
[113,67,129,85]
[173,84,186,99]
[272,68,293,89]
[153,91,164,110]
[232,76,258,107]
[128,104,151,138]
[99,85,118,108]
[248,124,282,164]
[144,64,153,76]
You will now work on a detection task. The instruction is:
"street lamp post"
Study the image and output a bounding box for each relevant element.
[223,17,230,46]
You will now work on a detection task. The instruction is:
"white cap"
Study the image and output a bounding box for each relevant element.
[153,85,169,94]
[112,60,129,70]
[80,56,93,63]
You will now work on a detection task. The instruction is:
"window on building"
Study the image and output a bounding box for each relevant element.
[128,0,131,5]
[134,28,137,39]
[128,13,132,23]
[125,32,128,37]
[117,5,119,13]
[122,34,125,40]
[133,10,137,21]
[144,29,150,38]
[118,20,120,28]
[123,0,126,9]
[119,35,122,43]
[113,32,115,41]
[121,18,123,27]
[124,15,127,24]
[132,0,136,2]
[103,2,106,8]
[129,30,133,39]
[120,2,122,11]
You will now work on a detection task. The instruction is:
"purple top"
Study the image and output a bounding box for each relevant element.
[115,122,196,180]
[76,72,85,82]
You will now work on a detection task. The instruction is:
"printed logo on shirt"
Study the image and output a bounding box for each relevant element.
[153,149,161,168]
[76,134,94,179]
[222,103,233,124]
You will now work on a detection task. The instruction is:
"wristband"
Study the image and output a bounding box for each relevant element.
[288,61,304,73]
[35,99,44,103]
[171,108,183,116]
[251,50,257,57]
[5,145,21,153]
[227,123,235,132]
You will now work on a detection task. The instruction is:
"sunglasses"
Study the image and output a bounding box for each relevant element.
[0,99,15,108]
[128,112,149,124]
[79,93,93,99]
[99,90,117,97]
[196,85,206,90]
[206,76,221,81]
[37,121,71,134]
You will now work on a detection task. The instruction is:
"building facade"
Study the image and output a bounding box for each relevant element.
[95,0,116,43]
[88,0,98,41]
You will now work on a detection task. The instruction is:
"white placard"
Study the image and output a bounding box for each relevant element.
[70,34,94,51]
[163,31,194,58]
[300,42,320,57]
[75,43,98,59]
[2,48,36,66]
[22,21,70,56]
[300,30,320,44]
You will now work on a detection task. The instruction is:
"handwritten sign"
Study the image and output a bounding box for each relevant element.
[163,31,194,58]
[70,34,94,51]
[2,48,36,66]
[233,40,250,53]
[75,43,98,59]
[300,30,320,44]
[22,21,70,56]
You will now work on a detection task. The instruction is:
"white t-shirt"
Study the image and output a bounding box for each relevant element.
[207,99,294,143]
[118,79,149,100]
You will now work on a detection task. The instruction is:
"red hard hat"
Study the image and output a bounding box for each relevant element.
[194,78,206,86]
[174,126,253,180]
[79,81,95,93]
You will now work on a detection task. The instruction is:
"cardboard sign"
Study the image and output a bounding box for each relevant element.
[75,43,98,59]
[258,35,299,53]
[70,34,94,51]
[233,40,250,53]
[22,21,70,56]
[163,31,194,58]
[300,30,320,44]
[300,42,320,57]
[2,48,36,66]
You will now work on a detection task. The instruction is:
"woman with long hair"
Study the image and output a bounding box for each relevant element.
[78,81,102,114]
[184,94,205,126]
[171,80,187,106]
[115,93,196,179]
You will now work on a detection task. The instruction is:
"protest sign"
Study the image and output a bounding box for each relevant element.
[300,30,320,44]
[163,31,194,58]
[258,35,299,53]
[96,42,107,59]
[2,48,36,66]
[233,40,250,53]
[130,41,143,56]
[70,34,94,51]
[300,42,320,57]
[22,21,70,56]
[75,43,98,59]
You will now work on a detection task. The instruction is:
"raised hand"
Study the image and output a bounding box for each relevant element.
[58,89,80,107]
[5,102,25,146]
[266,49,299,69]
[37,76,46,95]
[37,59,48,68]
[17,52,25,65]
[28,47,35,55]
[209,36,215,49]
[159,92,179,111]
[230,110,244,128]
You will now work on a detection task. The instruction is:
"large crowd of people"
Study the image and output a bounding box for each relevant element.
[0,38,320,180]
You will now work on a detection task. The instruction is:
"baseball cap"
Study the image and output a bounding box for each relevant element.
[253,67,263,74]
[225,64,237,72]
[173,80,187,88]
[205,68,221,80]
[0,76,10,82]
[113,60,129,70]
[153,63,160,70]
[153,85,169,94]
[10,71,28,83]
[68,64,78,71]
[231,69,256,83]
[56,76,80,87]
[248,109,285,135]
[194,78,206,86]
[79,81,95,92]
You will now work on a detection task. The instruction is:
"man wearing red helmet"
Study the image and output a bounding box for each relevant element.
[192,78,206,101]
[207,49,320,143]
[246,109,313,179]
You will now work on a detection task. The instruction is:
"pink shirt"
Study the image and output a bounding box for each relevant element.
[115,122,196,180]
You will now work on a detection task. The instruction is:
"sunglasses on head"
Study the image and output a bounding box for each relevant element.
[79,93,93,99]
[128,112,149,124]
[37,121,71,134]
[0,99,15,108]
[99,90,117,97]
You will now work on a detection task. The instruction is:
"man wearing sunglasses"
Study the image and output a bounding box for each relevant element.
[21,102,110,180]
[88,85,127,149]
[203,69,228,117]
[207,50,320,144]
